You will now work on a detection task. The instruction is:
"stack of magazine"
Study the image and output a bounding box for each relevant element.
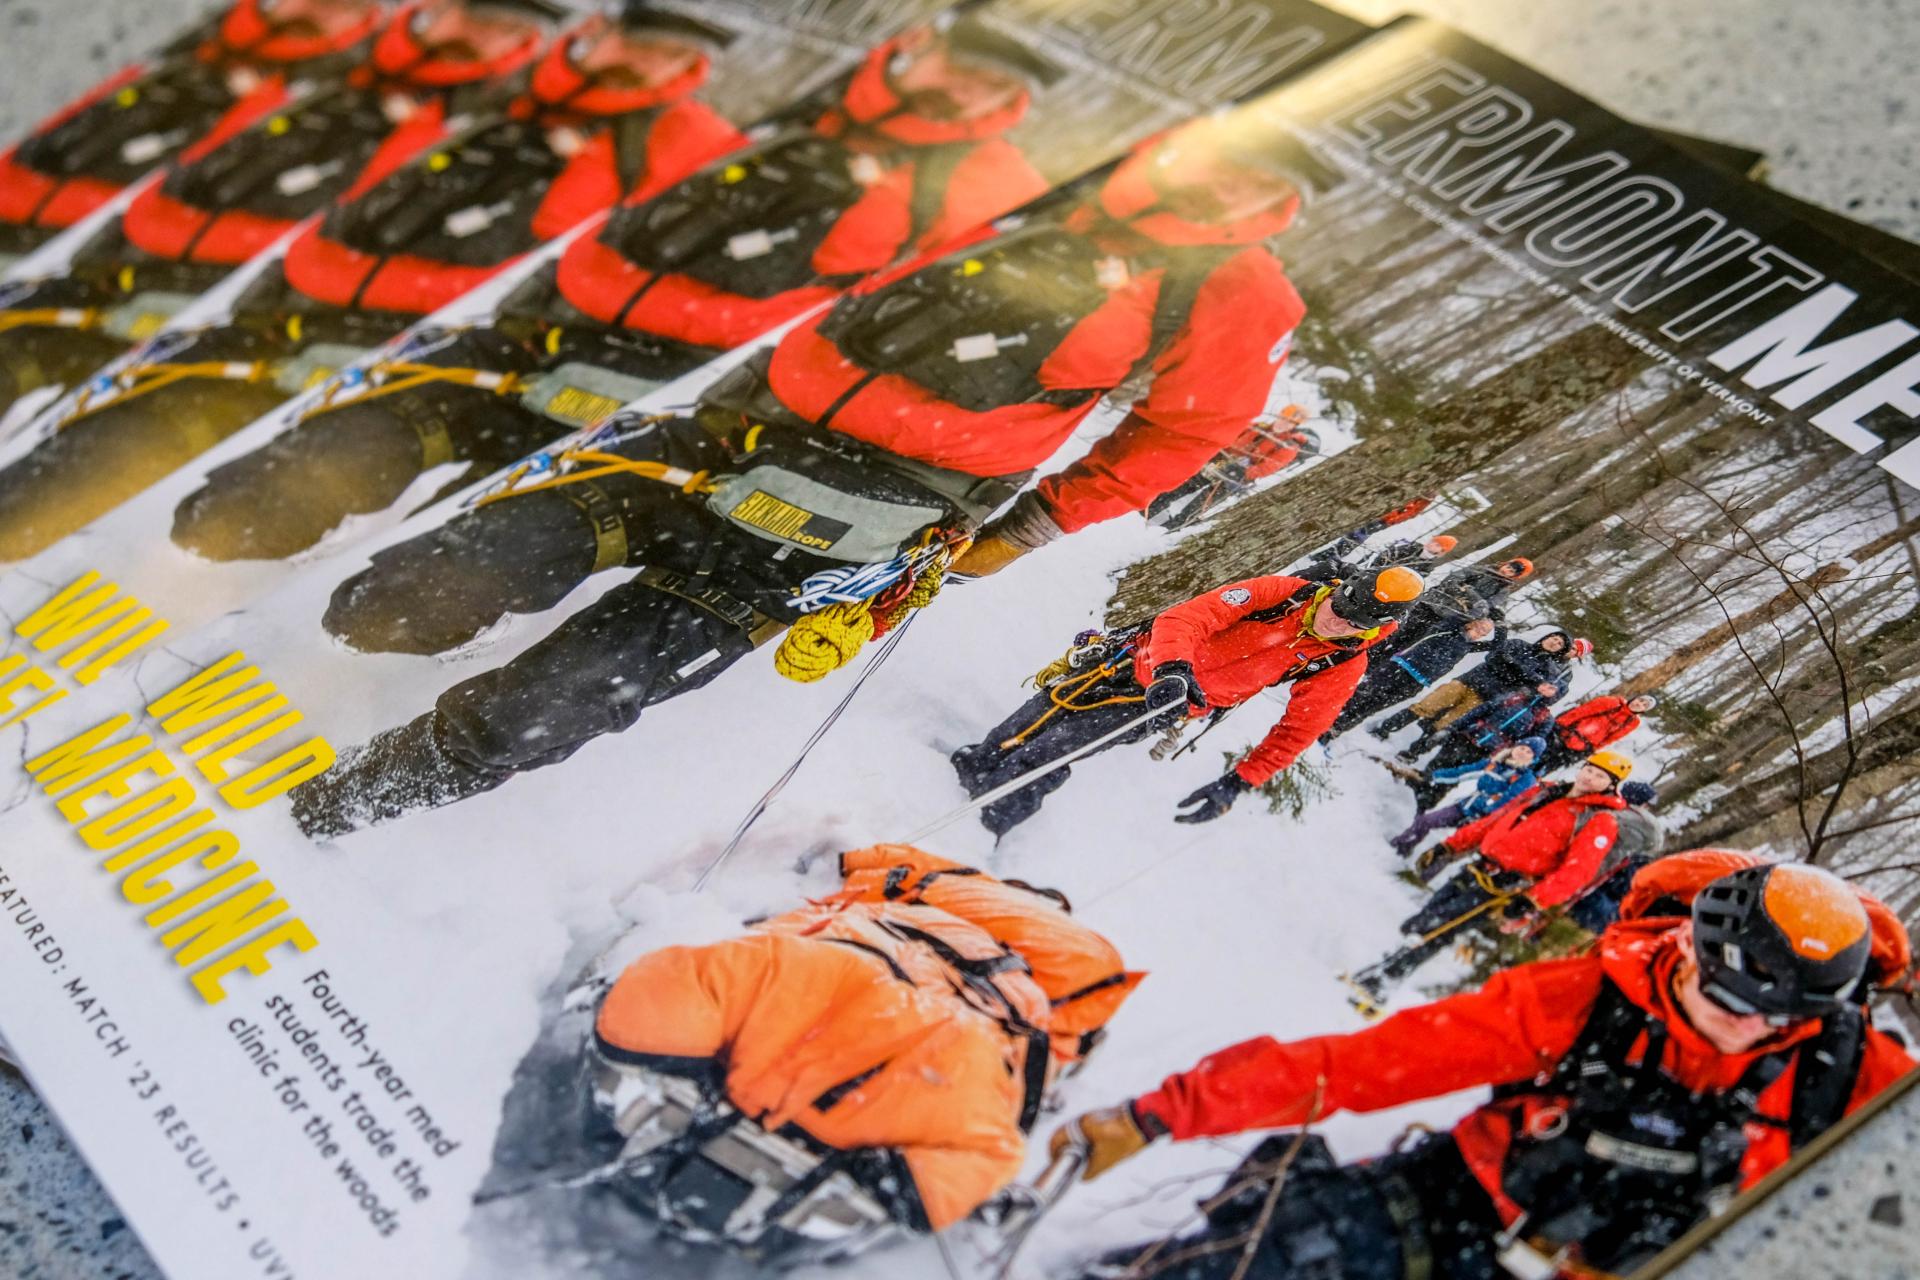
[1,2,1915,1278]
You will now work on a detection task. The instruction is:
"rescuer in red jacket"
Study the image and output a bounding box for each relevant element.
[0,0,384,414]
[1344,752,1636,1008]
[1539,691,1658,773]
[550,18,1058,358]
[0,3,768,563]
[164,13,1058,565]
[288,114,1334,838]
[1051,856,1915,1280]
[949,568,1422,835]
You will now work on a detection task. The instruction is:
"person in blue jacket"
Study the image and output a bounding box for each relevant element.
[1388,735,1545,855]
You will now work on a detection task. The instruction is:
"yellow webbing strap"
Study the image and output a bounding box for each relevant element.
[66,359,271,423]
[1410,862,1520,945]
[0,307,99,335]
[472,448,713,509]
[997,658,1147,750]
[310,361,529,418]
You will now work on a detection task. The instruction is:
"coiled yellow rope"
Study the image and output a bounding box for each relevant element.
[773,601,877,683]
[772,540,954,683]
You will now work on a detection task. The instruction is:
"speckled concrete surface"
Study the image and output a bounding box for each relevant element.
[0,1065,160,1280]
[0,1,1916,1277]
[1661,1075,1920,1280]
[1327,0,1920,240]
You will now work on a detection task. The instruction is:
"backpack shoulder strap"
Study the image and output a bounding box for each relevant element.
[609,105,666,194]
[1501,975,1646,1101]
[903,141,974,247]
[1244,578,1323,624]
[1123,247,1234,386]
[1787,1005,1867,1150]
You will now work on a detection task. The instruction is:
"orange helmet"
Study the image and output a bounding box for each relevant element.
[1693,863,1871,1019]
[1426,535,1458,555]
[1498,557,1534,580]
[1330,566,1422,628]
[1374,565,1424,602]
[1278,404,1309,425]
[1586,750,1633,782]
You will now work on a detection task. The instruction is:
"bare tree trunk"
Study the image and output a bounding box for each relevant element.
[1616,563,1853,697]
[1677,705,1920,854]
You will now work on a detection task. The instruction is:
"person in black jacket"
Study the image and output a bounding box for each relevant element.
[1323,613,1497,741]
[1373,628,1571,758]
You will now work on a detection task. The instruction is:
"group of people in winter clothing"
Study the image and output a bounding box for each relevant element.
[1345,584,1669,1003]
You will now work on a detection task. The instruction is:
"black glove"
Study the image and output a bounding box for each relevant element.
[1147,660,1208,711]
[1174,772,1250,824]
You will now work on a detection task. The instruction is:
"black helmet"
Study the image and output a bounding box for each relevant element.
[1328,566,1422,629]
[1692,864,1871,1021]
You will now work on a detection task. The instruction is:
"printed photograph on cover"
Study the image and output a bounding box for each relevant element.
[0,0,390,283]
[0,0,988,552]
[0,0,1366,625]
[0,16,1917,1280]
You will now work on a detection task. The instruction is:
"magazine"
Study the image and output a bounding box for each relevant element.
[0,14,1916,1280]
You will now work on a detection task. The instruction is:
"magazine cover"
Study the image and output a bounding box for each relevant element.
[2,15,1918,1280]
[0,0,1364,632]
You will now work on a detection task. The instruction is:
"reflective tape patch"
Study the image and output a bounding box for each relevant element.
[543,385,625,428]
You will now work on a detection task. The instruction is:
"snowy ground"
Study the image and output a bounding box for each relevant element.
[451,494,1496,1278]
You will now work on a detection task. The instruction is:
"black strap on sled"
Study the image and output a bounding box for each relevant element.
[879,919,1051,1130]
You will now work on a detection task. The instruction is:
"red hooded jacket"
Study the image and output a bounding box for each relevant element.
[1444,782,1625,907]
[1134,575,1393,786]
[280,19,740,316]
[553,38,1047,352]
[1133,920,1914,1223]
[766,142,1306,532]
[1552,695,1642,755]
